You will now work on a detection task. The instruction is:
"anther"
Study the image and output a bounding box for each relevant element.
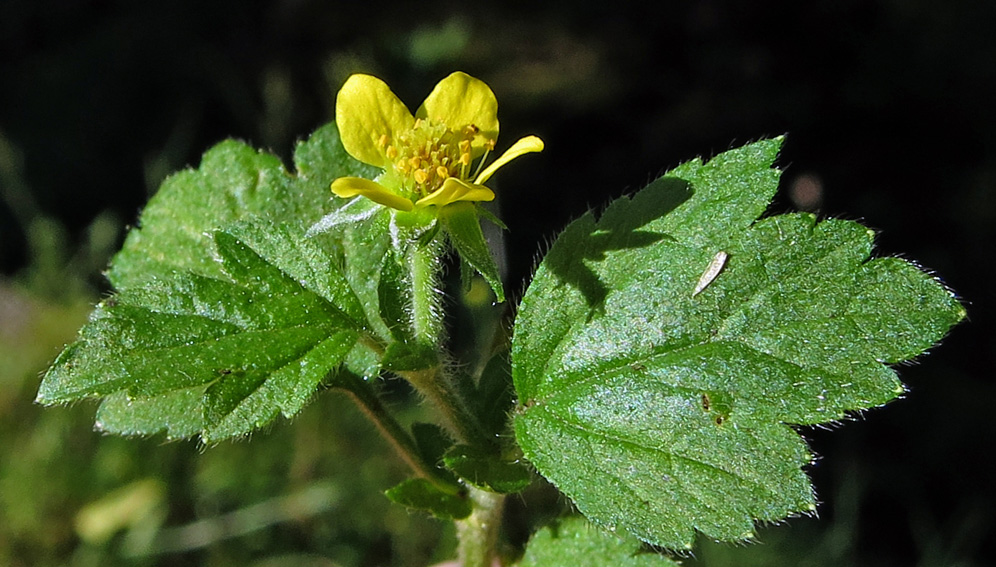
[386,146,398,159]
[460,152,472,166]
[413,169,429,184]
[436,166,449,179]
[459,140,471,153]
[378,134,389,147]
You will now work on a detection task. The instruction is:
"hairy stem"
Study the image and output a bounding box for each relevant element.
[338,376,454,491]
[401,366,486,447]
[397,233,502,565]
[408,237,444,345]
[457,487,505,567]
[400,236,488,446]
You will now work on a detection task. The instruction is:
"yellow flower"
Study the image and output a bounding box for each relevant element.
[330,72,544,212]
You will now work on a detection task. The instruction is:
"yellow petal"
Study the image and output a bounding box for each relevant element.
[336,74,415,169]
[331,177,414,212]
[415,177,496,208]
[474,135,544,185]
[416,72,499,155]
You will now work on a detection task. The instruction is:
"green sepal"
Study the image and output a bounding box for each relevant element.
[439,201,505,302]
[520,517,680,567]
[384,478,471,520]
[442,444,532,494]
[417,220,442,247]
[460,256,475,294]
[475,203,508,230]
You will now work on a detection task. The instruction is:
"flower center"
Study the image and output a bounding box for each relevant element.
[380,119,492,197]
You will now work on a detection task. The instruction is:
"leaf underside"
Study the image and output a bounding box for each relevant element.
[511,137,965,549]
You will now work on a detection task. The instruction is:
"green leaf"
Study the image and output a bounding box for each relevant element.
[473,354,516,439]
[384,478,471,520]
[38,227,361,442]
[412,422,454,466]
[37,124,405,440]
[442,444,532,493]
[381,341,439,372]
[440,201,505,302]
[520,517,680,567]
[340,205,395,348]
[108,123,376,291]
[511,138,964,549]
[225,221,367,325]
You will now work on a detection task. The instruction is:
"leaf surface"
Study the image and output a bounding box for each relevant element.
[511,138,964,548]
[38,124,383,441]
[384,478,471,520]
[39,227,363,442]
[519,517,680,567]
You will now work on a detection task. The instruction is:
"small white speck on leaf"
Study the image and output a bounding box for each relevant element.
[693,251,729,296]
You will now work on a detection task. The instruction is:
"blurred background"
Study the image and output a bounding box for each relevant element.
[1,1,993,566]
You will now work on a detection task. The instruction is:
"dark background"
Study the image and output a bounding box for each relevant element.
[1,1,992,566]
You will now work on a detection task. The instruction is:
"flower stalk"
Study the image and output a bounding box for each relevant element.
[328,71,535,567]
[337,374,455,492]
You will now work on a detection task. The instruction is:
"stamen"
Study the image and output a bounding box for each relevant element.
[471,147,492,180]
[414,169,429,184]
[436,166,449,179]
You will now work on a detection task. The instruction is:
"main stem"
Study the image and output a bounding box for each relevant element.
[457,487,505,567]
[404,235,499,567]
